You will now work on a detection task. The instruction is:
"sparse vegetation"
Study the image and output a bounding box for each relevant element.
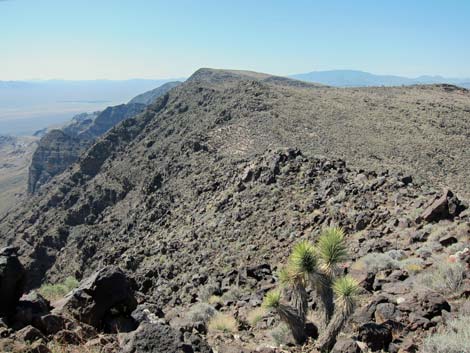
[187,303,217,323]
[263,227,359,351]
[353,252,399,273]
[48,342,101,353]
[417,261,465,293]
[270,323,294,347]
[39,276,79,301]
[208,295,223,305]
[422,313,470,353]
[246,307,266,327]
[208,313,238,333]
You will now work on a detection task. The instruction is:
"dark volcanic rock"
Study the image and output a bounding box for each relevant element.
[12,291,51,330]
[357,322,393,351]
[0,247,25,319]
[119,321,212,353]
[419,189,466,222]
[62,266,137,329]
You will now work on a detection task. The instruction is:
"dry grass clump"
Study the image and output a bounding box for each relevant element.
[207,313,238,333]
[48,342,102,353]
[208,295,223,305]
[246,307,266,327]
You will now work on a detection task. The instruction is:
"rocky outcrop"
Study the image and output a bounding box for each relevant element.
[62,266,137,329]
[119,321,213,353]
[418,188,466,222]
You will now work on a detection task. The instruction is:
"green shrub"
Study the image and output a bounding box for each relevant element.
[39,276,79,301]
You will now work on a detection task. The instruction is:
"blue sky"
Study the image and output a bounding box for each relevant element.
[1,0,469,80]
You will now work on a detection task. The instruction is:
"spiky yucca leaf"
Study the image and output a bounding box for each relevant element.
[289,241,318,283]
[332,275,359,315]
[278,266,291,287]
[317,227,348,276]
[263,289,282,309]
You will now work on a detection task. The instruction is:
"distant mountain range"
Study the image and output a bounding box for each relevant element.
[290,70,470,88]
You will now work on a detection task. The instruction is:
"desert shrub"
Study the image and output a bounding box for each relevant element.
[417,261,465,293]
[422,314,470,353]
[270,323,294,347]
[399,258,425,274]
[386,249,406,261]
[246,307,266,327]
[355,252,399,273]
[39,276,79,301]
[198,280,220,302]
[221,286,245,301]
[186,303,216,323]
[207,313,238,333]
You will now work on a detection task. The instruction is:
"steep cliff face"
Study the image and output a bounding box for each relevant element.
[27,130,83,193]
[27,82,178,194]
[0,135,37,216]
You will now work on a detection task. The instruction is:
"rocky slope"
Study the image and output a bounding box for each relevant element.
[1,68,470,351]
[27,82,180,194]
[0,135,38,216]
[128,81,182,105]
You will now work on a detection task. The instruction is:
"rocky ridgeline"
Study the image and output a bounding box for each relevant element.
[1,69,470,351]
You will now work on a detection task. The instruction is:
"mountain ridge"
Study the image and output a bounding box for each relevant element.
[291,69,470,88]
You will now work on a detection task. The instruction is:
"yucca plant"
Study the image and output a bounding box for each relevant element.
[263,227,358,350]
[315,227,348,327]
[315,275,359,352]
[317,227,348,276]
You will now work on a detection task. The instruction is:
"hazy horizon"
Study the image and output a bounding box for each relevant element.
[1,1,470,80]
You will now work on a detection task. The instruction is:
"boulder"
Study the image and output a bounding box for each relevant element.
[419,189,466,222]
[357,322,393,351]
[13,292,51,330]
[119,321,212,353]
[36,314,71,335]
[15,325,46,343]
[397,289,450,320]
[0,247,26,319]
[331,337,360,353]
[374,303,396,324]
[62,266,137,329]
